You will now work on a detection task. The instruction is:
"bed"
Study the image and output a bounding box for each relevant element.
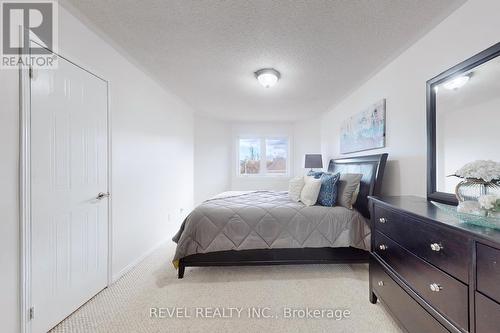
[173,153,388,278]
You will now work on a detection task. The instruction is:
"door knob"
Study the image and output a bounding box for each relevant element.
[379,244,388,251]
[96,192,110,200]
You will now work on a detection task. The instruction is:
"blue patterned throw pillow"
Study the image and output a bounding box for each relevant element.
[317,172,341,206]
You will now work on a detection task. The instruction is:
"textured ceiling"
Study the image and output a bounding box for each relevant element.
[63,0,466,121]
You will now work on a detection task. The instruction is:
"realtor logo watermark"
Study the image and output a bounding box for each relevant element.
[150,306,352,321]
[1,0,58,69]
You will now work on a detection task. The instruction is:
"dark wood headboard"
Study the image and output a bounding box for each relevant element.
[328,153,388,218]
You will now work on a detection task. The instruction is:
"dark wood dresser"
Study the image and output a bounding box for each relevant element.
[369,196,500,333]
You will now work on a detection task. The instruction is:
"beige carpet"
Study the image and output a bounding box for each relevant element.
[52,242,402,333]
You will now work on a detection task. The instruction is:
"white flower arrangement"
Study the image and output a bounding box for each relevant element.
[478,194,500,212]
[453,160,500,182]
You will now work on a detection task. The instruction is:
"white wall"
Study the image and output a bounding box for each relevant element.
[0,4,195,332]
[192,118,322,198]
[194,115,231,205]
[0,63,21,333]
[320,0,500,197]
[437,97,500,192]
[293,117,323,177]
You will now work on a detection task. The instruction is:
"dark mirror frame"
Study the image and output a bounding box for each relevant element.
[427,42,500,205]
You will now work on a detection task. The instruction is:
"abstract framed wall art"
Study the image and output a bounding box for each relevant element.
[340,99,386,154]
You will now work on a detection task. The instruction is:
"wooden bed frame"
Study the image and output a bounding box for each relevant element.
[178,153,388,278]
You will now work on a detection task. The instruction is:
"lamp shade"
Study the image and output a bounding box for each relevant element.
[304,154,323,169]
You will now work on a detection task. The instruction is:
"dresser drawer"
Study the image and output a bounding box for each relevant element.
[374,205,470,283]
[476,243,500,303]
[370,259,449,333]
[475,292,500,333]
[375,231,468,331]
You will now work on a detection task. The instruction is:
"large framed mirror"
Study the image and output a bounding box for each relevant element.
[427,42,500,205]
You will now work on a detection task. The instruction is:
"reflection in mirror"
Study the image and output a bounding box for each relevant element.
[435,56,500,194]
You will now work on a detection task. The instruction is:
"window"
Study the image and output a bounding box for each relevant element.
[265,138,287,174]
[238,137,289,176]
[239,138,261,174]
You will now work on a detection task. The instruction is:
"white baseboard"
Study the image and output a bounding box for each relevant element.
[111,239,168,283]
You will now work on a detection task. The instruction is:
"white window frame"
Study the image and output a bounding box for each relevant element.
[237,136,290,177]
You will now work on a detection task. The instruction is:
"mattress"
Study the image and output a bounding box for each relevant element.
[172,191,370,266]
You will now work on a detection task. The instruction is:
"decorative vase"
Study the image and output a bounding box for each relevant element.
[455,178,500,203]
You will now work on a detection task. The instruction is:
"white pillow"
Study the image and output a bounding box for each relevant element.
[300,176,322,206]
[288,176,305,202]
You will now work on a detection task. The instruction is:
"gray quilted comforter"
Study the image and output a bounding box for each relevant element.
[172,191,370,264]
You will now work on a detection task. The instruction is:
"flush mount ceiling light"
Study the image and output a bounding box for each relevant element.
[443,74,471,90]
[255,68,281,88]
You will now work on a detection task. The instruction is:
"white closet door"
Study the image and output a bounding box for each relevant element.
[30,52,109,333]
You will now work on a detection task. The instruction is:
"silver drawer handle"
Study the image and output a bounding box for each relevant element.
[430,243,443,252]
[429,283,442,292]
[378,281,384,287]
[379,217,387,224]
[379,244,388,251]
[96,192,110,200]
